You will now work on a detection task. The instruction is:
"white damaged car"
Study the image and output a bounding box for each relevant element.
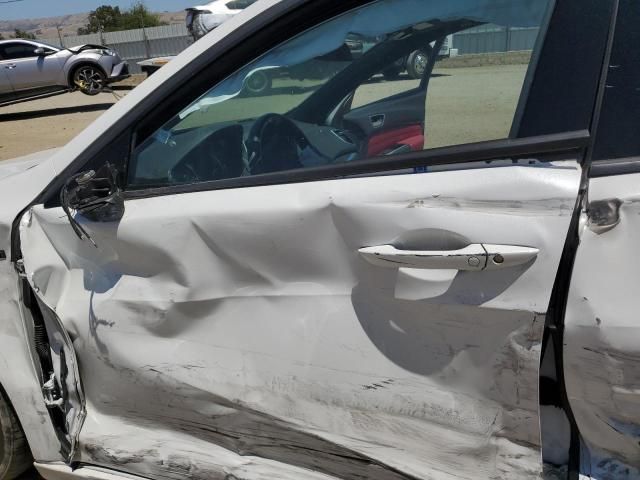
[1,0,639,479]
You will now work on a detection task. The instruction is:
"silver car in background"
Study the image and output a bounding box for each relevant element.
[0,39,129,106]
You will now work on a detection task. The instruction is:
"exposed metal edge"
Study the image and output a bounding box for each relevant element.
[122,129,590,200]
[35,462,147,480]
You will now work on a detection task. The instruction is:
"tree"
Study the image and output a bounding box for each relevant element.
[12,29,36,40]
[0,33,4,41]
[78,2,167,34]
[78,6,122,34]
[120,2,167,29]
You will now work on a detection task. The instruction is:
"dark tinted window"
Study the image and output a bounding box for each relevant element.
[0,43,37,60]
[593,0,640,161]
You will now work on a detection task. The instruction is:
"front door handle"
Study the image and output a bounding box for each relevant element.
[358,243,539,270]
[5,64,16,69]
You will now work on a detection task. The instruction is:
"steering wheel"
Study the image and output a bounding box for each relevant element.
[246,113,308,175]
[168,124,245,184]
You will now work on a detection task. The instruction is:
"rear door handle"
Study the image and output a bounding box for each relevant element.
[5,65,16,69]
[358,243,539,270]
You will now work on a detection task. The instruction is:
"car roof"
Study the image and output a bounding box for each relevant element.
[0,39,45,46]
[0,39,34,44]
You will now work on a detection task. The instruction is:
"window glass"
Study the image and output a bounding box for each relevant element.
[592,0,640,161]
[0,43,37,60]
[128,0,551,188]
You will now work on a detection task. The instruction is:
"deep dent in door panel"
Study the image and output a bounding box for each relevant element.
[18,164,580,479]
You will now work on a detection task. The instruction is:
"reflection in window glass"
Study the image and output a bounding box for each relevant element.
[129,0,551,188]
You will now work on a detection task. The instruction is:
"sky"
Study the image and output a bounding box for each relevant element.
[0,0,199,21]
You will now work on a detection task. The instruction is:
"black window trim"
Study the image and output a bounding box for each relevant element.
[121,129,590,200]
[590,156,640,178]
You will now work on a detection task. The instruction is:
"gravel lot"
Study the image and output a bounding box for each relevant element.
[0,63,527,162]
[0,91,120,161]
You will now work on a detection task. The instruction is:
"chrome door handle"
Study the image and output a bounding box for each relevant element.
[358,243,539,270]
[5,65,16,69]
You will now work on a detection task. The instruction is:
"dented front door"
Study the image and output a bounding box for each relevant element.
[17,210,86,460]
[18,159,581,479]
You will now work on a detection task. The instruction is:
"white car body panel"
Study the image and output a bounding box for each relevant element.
[1,0,635,478]
[16,160,581,479]
[0,148,59,182]
[565,173,640,478]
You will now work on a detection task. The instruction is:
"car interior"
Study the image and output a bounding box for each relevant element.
[127,20,476,188]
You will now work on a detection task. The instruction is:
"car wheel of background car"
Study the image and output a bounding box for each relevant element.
[0,389,32,480]
[242,70,272,96]
[72,65,107,96]
[406,47,432,80]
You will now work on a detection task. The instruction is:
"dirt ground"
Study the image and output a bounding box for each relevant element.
[0,64,527,162]
[0,91,120,161]
[0,75,145,161]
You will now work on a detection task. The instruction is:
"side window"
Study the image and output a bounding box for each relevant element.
[128,0,551,189]
[0,43,37,60]
[592,0,640,161]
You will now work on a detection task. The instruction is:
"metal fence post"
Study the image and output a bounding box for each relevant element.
[142,27,151,59]
[504,25,511,52]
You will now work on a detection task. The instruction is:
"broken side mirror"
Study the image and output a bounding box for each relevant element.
[60,163,124,245]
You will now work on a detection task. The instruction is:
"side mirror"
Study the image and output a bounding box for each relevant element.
[34,47,46,56]
[60,163,124,245]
